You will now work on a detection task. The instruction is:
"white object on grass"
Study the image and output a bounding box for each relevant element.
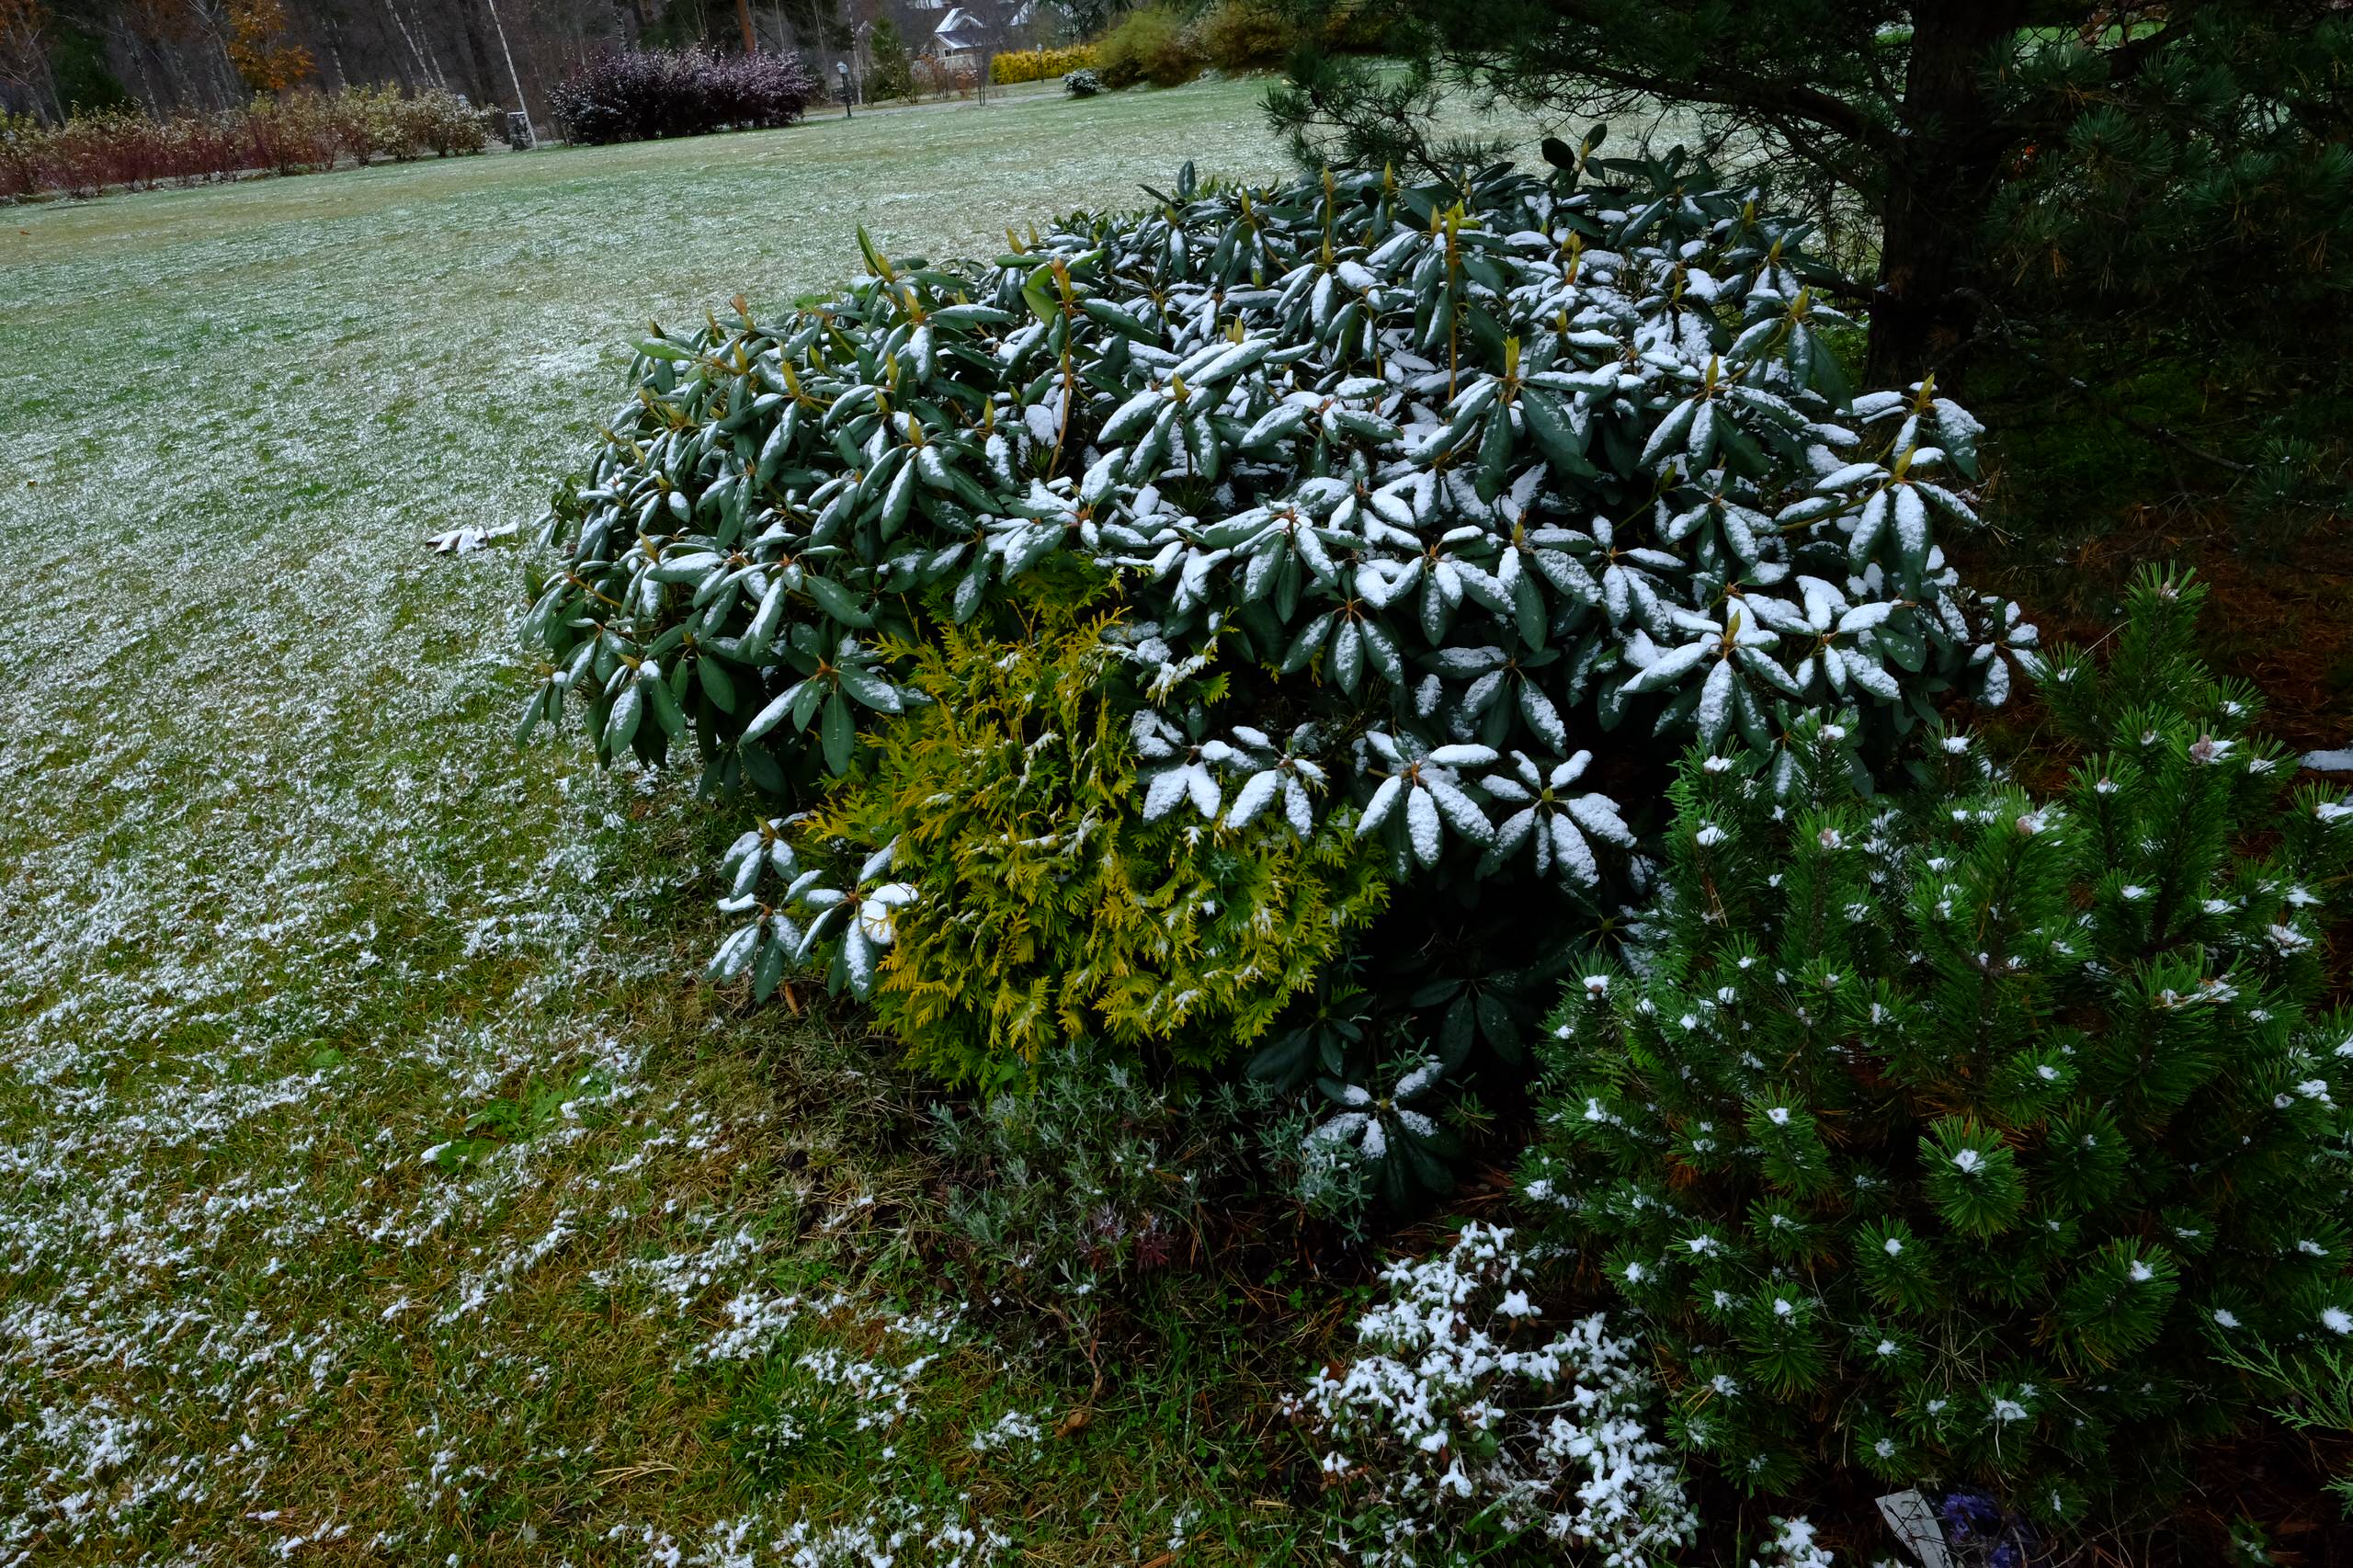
[426,521,519,554]
[1875,1489,1953,1568]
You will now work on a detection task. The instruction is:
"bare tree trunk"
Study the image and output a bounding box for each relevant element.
[4,42,60,119]
[422,1,456,87]
[385,0,426,84]
[733,0,754,52]
[0,0,62,120]
[133,17,192,113]
[483,0,534,138]
[112,15,165,114]
[180,0,244,108]
[1864,0,2029,388]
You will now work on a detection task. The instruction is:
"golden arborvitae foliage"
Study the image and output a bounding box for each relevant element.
[988,46,1093,85]
[226,0,311,94]
[801,593,1387,1090]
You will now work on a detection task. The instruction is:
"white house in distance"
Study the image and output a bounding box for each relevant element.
[926,6,990,63]
[899,0,1066,63]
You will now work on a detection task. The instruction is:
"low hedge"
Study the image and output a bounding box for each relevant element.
[991,46,1094,85]
[0,86,489,201]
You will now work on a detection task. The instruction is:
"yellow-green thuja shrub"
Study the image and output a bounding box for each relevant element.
[750,584,1387,1089]
[990,46,1094,85]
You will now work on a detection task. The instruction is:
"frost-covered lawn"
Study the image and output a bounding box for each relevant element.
[0,79,1349,1566]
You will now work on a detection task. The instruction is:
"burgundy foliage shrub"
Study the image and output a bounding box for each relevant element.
[548,48,814,145]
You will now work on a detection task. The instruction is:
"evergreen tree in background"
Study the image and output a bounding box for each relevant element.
[1523,566,2353,1520]
[865,14,915,103]
[1267,1,2353,472]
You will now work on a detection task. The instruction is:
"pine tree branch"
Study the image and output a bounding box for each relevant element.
[1486,40,1902,160]
[2096,4,2201,87]
[2063,377,2253,477]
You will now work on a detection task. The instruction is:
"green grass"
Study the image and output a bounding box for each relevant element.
[0,79,1389,1566]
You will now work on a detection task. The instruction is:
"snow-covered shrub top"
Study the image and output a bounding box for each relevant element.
[1286,1221,1694,1566]
[523,154,2033,1018]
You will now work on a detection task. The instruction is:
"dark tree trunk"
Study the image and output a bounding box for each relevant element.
[1866,0,2027,388]
[456,1,502,106]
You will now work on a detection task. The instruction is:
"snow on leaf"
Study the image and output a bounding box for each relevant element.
[1405,786,1444,867]
[1142,766,1189,822]
[1183,761,1221,821]
[1695,656,1735,745]
[1224,769,1281,829]
[1564,793,1634,846]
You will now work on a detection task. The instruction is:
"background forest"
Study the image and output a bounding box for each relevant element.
[0,0,1097,132]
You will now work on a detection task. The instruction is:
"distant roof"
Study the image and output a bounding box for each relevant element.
[932,6,987,45]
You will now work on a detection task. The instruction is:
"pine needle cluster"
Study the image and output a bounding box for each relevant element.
[1525,567,2353,1518]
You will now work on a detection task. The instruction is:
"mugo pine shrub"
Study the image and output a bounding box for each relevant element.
[1522,568,2353,1518]
[524,152,2034,1107]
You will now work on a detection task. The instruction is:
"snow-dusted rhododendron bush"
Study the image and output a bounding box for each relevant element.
[1287,1222,1695,1564]
[524,151,2034,1089]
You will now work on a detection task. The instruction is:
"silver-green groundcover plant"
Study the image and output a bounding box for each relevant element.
[1286,1222,1696,1565]
[522,150,2036,1029]
[1285,1222,1851,1565]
